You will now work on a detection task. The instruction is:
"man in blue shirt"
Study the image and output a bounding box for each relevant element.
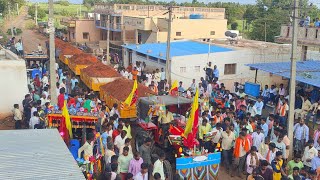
[261,118,269,137]
[311,150,320,171]
[213,65,219,79]
[314,18,320,27]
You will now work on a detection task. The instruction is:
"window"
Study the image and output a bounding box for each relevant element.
[176,32,182,36]
[210,31,215,35]
[83,32,89,39]
[180,67,186,73]
[224,63,236,75]
[194,66,200,72]
[72,33,75,39]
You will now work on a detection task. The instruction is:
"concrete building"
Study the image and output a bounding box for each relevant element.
[0,46,28,118]
[123,15,227,44]
[93,3,227,55]
[61,18,101,44]
[122,39,317,90]
[276,25,320,60]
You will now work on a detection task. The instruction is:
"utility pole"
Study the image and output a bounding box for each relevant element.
[48,0,57,105]
[165,4,177,84]
[35,3,38,26]
[288,0,299,160]
[79,4,82,18]
[106,15,110,65]
[8,3,14,37]
[16,3,19,15]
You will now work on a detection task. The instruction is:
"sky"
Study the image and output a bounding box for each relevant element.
[29,0,319,7]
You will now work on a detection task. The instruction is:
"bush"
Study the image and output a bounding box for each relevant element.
[28,5,46,20]
[231,22,239,30]
[25,21,36,30]
[6,28,22,35]
[54,0,70,6]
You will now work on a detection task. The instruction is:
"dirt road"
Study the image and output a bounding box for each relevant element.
[2,6,48,53]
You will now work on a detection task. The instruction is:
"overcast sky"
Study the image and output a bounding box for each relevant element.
[29,0,319,7]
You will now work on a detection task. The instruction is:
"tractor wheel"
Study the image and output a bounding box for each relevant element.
[164,160,173,180]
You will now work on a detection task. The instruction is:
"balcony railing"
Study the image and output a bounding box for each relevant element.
[96,21,122,31]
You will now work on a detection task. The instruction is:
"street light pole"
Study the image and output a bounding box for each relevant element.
[48,0,57,105]
[288,0,299,160]
[106,15,110,65]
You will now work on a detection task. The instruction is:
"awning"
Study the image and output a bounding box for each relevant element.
[246,61,320,88]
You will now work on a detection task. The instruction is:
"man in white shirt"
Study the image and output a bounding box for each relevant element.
[160,68,165,81]
[252,126,265,149]
[254,97,264,115]
[189,79,196,94]
[114,131,127,152]
[134,163,149,180]
[152,152,165,180]
[29,111,39,129]
[221,125,235,173]
[247,101,257,117]
[41,73,49,87]
[154,69,161,83]
[302,140,318,169]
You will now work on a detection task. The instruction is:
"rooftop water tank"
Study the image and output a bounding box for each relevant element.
[189,14,203,19]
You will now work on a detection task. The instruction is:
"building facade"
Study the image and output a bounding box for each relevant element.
[61,18,101,44]
[276,25,320,60]
[122,40,313,90]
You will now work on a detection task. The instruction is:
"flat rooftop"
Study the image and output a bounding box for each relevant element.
[246,60,320,88]
[122,40,234,60]
[0,129,85,180]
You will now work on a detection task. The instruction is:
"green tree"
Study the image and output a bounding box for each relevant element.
[28,5,46,20]
[231,22,238,30]
[0,0,25,15]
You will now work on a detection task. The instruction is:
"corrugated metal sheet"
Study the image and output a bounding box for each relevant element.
[246,60,320,87]
[0,129,85,180]
[122,40,234,60]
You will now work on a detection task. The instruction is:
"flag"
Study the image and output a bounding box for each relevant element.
[59,100,73,143]
[169,80,178,95]
[183,88,199,148]
[124,80,138,106]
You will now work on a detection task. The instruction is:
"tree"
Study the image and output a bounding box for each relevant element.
[231,22,238,30]
[28,5,46,20]
[0,0,25,15]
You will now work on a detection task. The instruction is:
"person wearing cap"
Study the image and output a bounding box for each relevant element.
[271,151,287,180]
[246,146,265,175]
[302,140,318,171]
[265,142,278,164]
[252,126,265,150]
[287,153,304,175]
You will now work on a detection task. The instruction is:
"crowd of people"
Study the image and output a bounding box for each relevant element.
[12,52,320,180]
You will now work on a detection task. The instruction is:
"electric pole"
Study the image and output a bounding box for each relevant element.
[80,4,82,18]
[106,15,110,65]
[288,0,299,160]
[48,0,57,105]
[264,22,267,42]
[35,3,38,26]
[165,4,177,84]
[8,3,14,37]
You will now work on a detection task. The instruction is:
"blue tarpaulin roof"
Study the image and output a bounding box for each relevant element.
[122,40,234,60]
[246,60,320,87]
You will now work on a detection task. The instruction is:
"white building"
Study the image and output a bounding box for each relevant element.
[122,39,316,90]
[0,47,28,118]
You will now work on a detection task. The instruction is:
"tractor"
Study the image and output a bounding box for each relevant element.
[134,95,192,178]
